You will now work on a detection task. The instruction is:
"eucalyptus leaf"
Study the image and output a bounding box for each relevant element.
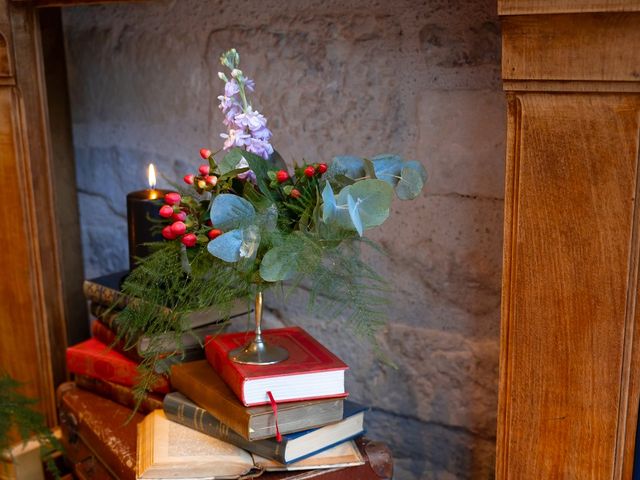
[404,160,428,182]
[328,155,366,180]
[207,229,243,262]
[347,194,364,236]
[396,163,427,200]
[210,194,255,230]
[321,183,337,223]
[371,154,403,186]
[260,245,298,281]
[337,179,393,230]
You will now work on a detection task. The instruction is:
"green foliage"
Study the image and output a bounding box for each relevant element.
[0,374,62,478]
[115,242,252,411]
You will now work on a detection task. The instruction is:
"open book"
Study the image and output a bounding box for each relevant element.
[137,411,364,479]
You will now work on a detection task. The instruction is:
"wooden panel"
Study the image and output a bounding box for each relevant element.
[497,93,640,478]
[0,86,56,423]
[499,0,640,15]
[502,13,640,83]
[0,0,82,426]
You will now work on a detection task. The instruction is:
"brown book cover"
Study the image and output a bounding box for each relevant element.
[75,374,164,414]
[56,382,143,480]
[171,360,344,441]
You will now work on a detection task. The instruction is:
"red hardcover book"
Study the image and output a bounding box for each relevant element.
[205,327,348,407]
[91,319,143,364]
[66,338,170,394]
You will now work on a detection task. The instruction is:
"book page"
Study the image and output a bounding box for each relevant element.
[142,411,254,479]
[252,441,364,471]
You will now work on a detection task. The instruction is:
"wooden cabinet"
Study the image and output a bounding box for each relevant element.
[497,4,640,479]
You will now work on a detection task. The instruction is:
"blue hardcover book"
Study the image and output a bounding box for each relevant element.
[163,392,366,464]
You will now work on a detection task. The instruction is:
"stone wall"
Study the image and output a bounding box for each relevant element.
[62,1,505,478]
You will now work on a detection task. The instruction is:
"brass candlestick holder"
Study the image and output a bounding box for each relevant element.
[229,291,289,365]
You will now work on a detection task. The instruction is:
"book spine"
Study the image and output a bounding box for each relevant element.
[66,343,170,394]
[75,374,163,414]
[83,280,129,309]
[89,303,120,331]
[91,319,143,364]
[163,394,286,463]
[170,364,251,440]
[204,338,248,405]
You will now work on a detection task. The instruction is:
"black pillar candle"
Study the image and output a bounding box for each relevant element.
[126,165,171,270]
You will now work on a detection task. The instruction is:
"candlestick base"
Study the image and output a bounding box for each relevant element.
[229,334,289,365]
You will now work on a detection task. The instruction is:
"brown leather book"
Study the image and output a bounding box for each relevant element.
[171,360,344,441]
[56,382,142,480]
[74,374,164,414]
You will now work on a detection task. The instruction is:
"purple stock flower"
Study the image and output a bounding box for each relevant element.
[245,137,274,159]
[218,62,274,161]
[224,80,240,97]
[221,129,250,150]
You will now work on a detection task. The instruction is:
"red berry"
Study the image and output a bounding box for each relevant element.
[317,163,328,174]
[304,166,315,178]
[290,188,302,199]
[162,225,177,240]
[276,170,289,183]
[205,175,218,186]
[183,174,195,185]
[164,192,181,205]
[199,148,211,160]
[159,205,173,218]
[199,164,210,176]
[207,228,223,240]
[181,233,197,248]
[170,221,186,236]
[171,211,187,222]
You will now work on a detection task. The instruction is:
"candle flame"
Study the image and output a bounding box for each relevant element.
[148,164,156,190]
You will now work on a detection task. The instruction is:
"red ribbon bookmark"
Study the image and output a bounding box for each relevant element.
[266,391,282,443]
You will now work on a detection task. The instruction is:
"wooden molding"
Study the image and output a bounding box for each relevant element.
[11,0,147,7]
[499,0,640,15]
[502,13,640,85]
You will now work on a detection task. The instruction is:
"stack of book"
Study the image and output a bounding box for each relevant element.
[60,272,391,478]
[65,270,248,412]
[137,326,367,478]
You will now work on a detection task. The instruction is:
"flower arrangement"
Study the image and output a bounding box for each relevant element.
[117,49,427,393]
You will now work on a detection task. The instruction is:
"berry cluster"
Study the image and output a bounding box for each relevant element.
[183,149,219,193]
[159,149,225,248]
[269,162,328,199]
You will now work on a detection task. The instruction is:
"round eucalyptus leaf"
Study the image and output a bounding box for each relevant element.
[337,179,393,230]
[371,154,403,186]
[328,156,365,180]
[396,165,425,200]
[207,229,243,262]
[210,194,256,231]
[259,245,298,282]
